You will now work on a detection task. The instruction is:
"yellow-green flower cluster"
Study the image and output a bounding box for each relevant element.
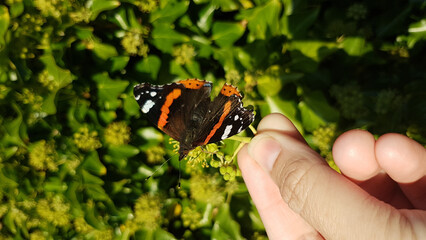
[134,0,158,13]
[69,7,92,23]
[104,122,131,146]
[74,217,93,234]
[12,13,45,39]
[38,69,59,91]
[121,29,150,57]
[219,165,239,181]
[312,123,337,156]
[73,126,102,151]
[347,3,368,20]
[30,230,47,240]
[9,203,28,227]
[17,88,43,110]
[186,146,212,169]
[36,195,71,227]
[330,84,367,119]
[29,140,58,172]
[34,0,67,19]
[91,229,114,240]
[225,69,241,83]
[172,44,195,65]
[64,155,81,175]
[145,145,166,164]
[243,72,258,98]
[181,203,202,230]
[124,194,162,233]
[190,173,224,205]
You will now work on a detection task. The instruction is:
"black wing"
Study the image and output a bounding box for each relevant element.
[133,80,212,142]
[192,84,254,147]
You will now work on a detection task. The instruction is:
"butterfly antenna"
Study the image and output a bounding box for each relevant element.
[178,159,181,189]
[145,153,176,181]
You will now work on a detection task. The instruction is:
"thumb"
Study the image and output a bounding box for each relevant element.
[248,132,408,240]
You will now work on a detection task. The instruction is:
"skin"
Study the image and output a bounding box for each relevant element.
[238,113,426,240]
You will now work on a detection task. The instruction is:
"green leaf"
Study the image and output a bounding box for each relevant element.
[151,23,189,53]
[2,104,24,146]
[81,151,107,176]
[8,1,24,17]
[212,204,243,240]
[92,41,118,60]
[107,145,140,159]
[212,0,239,12]
[90,0,121,20]
[212,21,245,48]
[288,40,337,62]
[260,96,303,134]
[93,72,129,110]
[197,4,215,32]
[185,60,202,78]
[257,74,282,97]
[299,91,339,132]
[99,110,116,124]
[40,54,74,89]
[342,37,372,56]
[0,5,10,48]
[81,170,105,185]
[110,56,130,72]
[237,0,282,41]
[105,145,139,169]
[136,127,164,142]
[123,93,140,116]
[150,0,189,24]
[134,55,161,80]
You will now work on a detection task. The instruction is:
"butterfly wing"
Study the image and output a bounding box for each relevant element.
[134,80,212,142]
[192,84,254,147]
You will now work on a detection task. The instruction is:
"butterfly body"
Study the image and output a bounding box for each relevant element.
[134,79,254,160]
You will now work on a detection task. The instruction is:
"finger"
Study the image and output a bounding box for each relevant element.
[249,130,413,239]
[332,130,412,208]
[332,130,380,181]
[376,133,426,209]
[238,146,319,240]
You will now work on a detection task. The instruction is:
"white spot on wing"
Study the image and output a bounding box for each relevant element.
[135,94,141,100]
[142,100,155,113]
[221,125,233,140]
[238,126,243,133]
[150,91,157,97]
[234,115,239,121]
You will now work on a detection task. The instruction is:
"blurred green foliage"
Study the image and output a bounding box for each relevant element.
[0,0,425,239]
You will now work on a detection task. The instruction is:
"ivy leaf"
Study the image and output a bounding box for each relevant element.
[212,22,245,48]
[212,204,243,240]
[151,23,189,53]
[90,0,121,20]
[93,72,129,110]
[150,0,189,24]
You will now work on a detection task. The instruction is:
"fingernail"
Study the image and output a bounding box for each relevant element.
[250,137,282,172]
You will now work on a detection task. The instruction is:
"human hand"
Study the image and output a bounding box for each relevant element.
[238,113,426,239]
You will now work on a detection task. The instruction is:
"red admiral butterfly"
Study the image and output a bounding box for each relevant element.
[134,79,254,160]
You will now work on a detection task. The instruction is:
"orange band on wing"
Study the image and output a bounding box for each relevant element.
[203,101,232,145]
[178,79,205,89]
[220,84,242,97]
[158,89,182,130]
